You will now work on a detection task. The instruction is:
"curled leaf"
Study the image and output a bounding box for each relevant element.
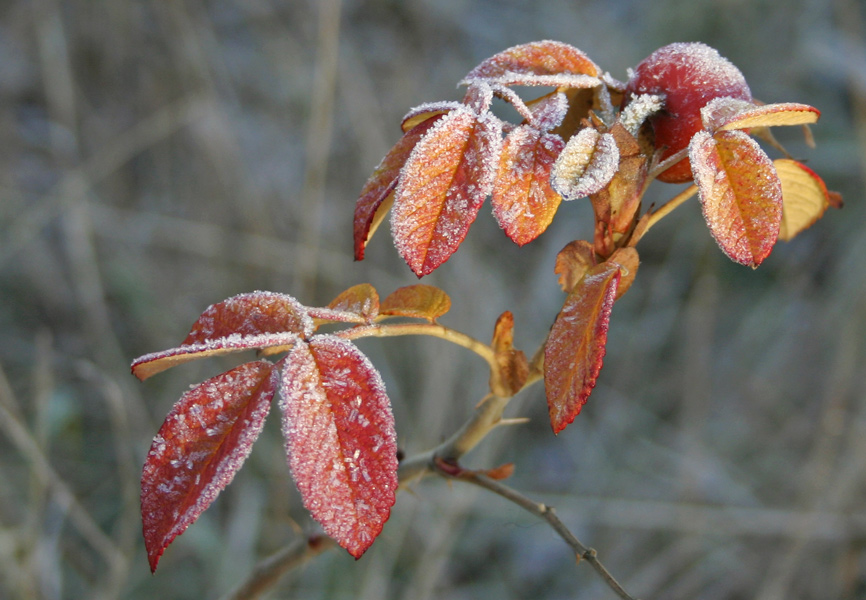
[544,262,621,434]
[141,360,277,572]
[489,311,529,397]
[491,125,565,245]
[354,113,447,260]
[701,98,820,133]
[775,159,833,241]
[551,128,619,201]
[379,284,451,321]
[390,108,503,276]
[280,336,398,559]
[554,239,596,293]
[690,130,782,267]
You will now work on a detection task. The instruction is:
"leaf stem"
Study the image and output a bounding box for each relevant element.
[335,322,498,373]
[644,184,698,233]
[438,467,640,600]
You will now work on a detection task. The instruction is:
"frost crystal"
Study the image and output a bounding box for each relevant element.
[620,93,664,137]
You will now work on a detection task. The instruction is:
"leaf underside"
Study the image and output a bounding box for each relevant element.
[280,336,398,559]
[775,159,831,241]
[141,360,277,572]
[544,262,621,434]
[378,284,451,321]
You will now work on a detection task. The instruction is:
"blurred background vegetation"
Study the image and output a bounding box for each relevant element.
[1,0,864,598]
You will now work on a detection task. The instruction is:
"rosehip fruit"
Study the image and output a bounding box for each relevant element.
[624,42,752,183]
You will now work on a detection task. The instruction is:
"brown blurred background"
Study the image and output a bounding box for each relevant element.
[1,0,864,598]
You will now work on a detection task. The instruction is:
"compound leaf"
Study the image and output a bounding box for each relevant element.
[141,360,277,572]
[544,262,621,434]
[690,130,782,267]
[280,336,398,559]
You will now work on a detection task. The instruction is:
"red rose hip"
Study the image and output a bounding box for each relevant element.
[624,42,752,183]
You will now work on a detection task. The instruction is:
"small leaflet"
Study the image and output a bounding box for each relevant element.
[279,336,397,559]
[701,98,820,133]
[690,130,782,267]
[390,107,503,277]
[554,239,596,293]
[461,40,600,86]
[378,284,451,321]
[141,360,277,572]
[327,283,380,321]
[401,101,463,133]
[528,91,569,132]
[355,113,447,260]
[550,128,619,201]
[491,125,565,246]
[489,311,528,397]
[544,262,621,434]
[775,159,832,241]
[131,332,302,381]
[608,247,639,299]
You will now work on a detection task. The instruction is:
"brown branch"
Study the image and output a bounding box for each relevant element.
[217,535,337,600]
[437,465,640,600]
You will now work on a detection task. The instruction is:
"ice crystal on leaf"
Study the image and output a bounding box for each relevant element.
[551,128,619,201]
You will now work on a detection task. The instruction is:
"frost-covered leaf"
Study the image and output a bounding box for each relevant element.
[775,159,832,241]
[355,113,448,261]
[141,360,277,572]
[701,98,820,133]
[379,284,451,321]
[690,130,782,267]
[554,239,596,293]
[183,292,313,346]
[551,128,619,201]
[280,336,397,559]
[527,91,569,131]
[588,123,647,235]
[491,125,565,245]
[544,262,621,434]
[489,311,528,397]
[461,40,600,88]
[131,332,302,381]
[328,284,380,320]
[390,108,502,276]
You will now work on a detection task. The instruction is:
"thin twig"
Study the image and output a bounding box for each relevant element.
[218,535,337,600]
[439,467,640,600]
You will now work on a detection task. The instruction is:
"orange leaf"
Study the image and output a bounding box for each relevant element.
[483,462,515,480]
[328,283,380,319]
[775,159,832,241]
[142,361,277,572]
[280,336,397,559]
[544,262,621,434]
[491,125,564,245]
[354,112,447,260]
[461,40,600,87]
[608,247,639,299]
[390,108,502,276]
[690,130,782,267]
[489,311,528,397]
[702,98,820,133]
[379,284,451,321]
[554,239,596,293]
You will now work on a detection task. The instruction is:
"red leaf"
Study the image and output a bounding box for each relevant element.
[183,292,312,345]
[461,40,600,87]
[354,113,447,260]
[141,360,277,572]
[544,262,621,434]
[690,130,782,267]
[280,336,398,558]
[390,108,502,276]
[379,284,451,321]
[491,125,565,245]
[131,332,302,381]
